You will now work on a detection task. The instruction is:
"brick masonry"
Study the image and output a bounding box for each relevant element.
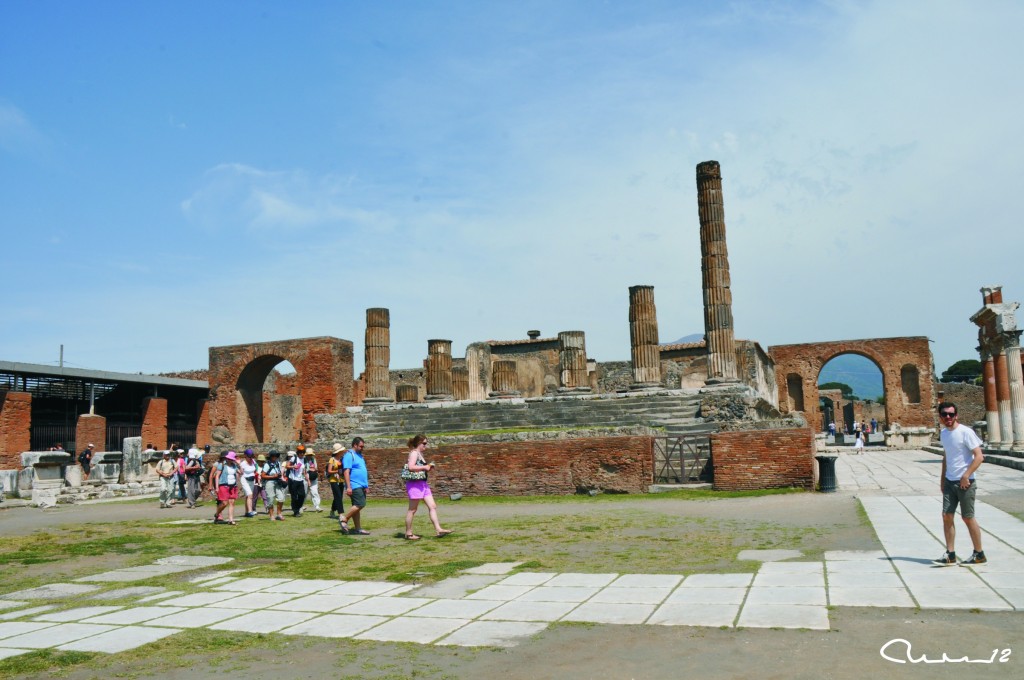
[0,391,31,469]
[76,414,107,454]
[141,397,168,450]
[710,427,815,491]
[195,399,211,447]
[354,436,655,498]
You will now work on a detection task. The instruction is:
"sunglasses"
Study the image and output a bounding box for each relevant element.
[940,412,956,418]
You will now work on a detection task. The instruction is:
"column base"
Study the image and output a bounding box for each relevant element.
[557,387,592,394]
[488,391,522,399]
[705,378,741,385]
[361,397,395,405]
[424,394,453,401]
[628,383,662,392]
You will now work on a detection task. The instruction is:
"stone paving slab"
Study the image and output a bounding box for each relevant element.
[268,593,367,613]
[57,624,179,653]
[0,621,54,640]
[319,581,404,597]
[144,607,243,628]
[827,587,916,607]
[561,602,654,624]
[335,596,433,617]
[405,598,503,620]
[543,573,618,588]
[189,569,246,584]
[279,613,389,638]
[826,571,904,589]
[0,622,117,648]
[515,586,600,603]
[648,603,739,627]
[171,591,237,607]
[137,590,183,603]
[83,606,187,625]
[737,604,829,630]
[755,561,823,574]
[195,576,236,588]
[824,559,898,573]
[209,609,317,633]
[355,616,469,644]
[90,586,166,600]
[745,587,826,606]
[156,555,234,567]
[0,648,32,660]
[0,601,26,611]
[752,572,824,587]
[679,573,752,588]
[275,579,348,594]
[495,572,557,587]
[213,577,295,592]
[408,574,504,599]
[607,574,683,589]
[0,605,55,620]
[911,587,1013,610]
[4,583,100,599]
[588,587,671,604]
[480,600,578,622]
[37,606,124,622]
[664,587,747,605]
[465,584,536,601]
[736,549,803,562]
[824,550,888,561]
[217,592,289,610]
[463,562,522,575]
[437,620,547,647]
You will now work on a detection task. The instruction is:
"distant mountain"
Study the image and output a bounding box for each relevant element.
[663,333,704,345]
[817,354,884,400]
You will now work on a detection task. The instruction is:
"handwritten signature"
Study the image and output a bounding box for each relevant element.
[880,639,1011,664]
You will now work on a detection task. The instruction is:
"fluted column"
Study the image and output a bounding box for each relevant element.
[488,361,520,398]
[629,285,661,389]
[396,384,418,403]
[1005,331,1024,449]
[558,331,591,393]
[980,347,1001,447]
[452,367,470,401]
[696,160,738,383]
[425,339,453,400]
[994,343,1013,448]
[363,308,393,404]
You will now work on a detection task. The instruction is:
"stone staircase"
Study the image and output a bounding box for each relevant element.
[922,445,1024,472]
[347,390,714,440]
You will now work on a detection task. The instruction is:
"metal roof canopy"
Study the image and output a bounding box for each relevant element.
[0,360,208,390]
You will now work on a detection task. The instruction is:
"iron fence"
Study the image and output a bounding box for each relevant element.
[168,428,198,449]
[106,423,141,452]
[654,434,713,484]
[30,424,76,453]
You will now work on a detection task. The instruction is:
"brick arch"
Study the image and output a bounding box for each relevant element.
[207,337,354,445]
[768,337,935,431]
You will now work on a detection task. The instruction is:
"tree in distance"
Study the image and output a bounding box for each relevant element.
[819,381,858,400]
[940,359,982,384]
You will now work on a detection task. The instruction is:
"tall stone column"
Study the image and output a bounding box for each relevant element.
[980,347,1001,447]
[364,308,393,404]
[629,285,662,389]
[426,339,453,400]
[489,361,521,398]
[558,331,591,393]
[452,367,470,401]
[1005,331,1024,449]
[994,344,1013,448]
[696,160,739,383]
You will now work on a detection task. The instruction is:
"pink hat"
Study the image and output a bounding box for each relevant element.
[225,451,237,461]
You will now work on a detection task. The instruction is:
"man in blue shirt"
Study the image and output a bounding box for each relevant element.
[339,437,370,535]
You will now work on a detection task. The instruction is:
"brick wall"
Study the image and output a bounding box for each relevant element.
[354,436,654,498]
[710,427,814,491]
[141,397,168,450]
[76,414,107,453]
[0,391,31,469]
[195,399,211,447]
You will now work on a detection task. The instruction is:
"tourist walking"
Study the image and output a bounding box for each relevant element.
[156,449,176,508]
[183,448,204,508]
[174,449,187,504]
[339,437,370,535]
[254,454,269,513]
[304,448,322,512]
[261,451,286,521]
[213,451,240,525]
[402,434,452,540]
[79,443,94,480]
[933,402,987,566]
[327,443,345,519]
[853,430,865,454]
[239,449,259,518]
[285,450,308,517]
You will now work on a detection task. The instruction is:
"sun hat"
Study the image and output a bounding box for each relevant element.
[226,451,237,461]
[331,443,344,454]
[176,449,184,454]
[244,448,254,456]
[256,454,266,462]
[296,444,306,452]
[287,450,296,458]
[268,450,281,458]
[162,450,170,455]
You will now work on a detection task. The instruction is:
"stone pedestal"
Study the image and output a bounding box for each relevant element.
[696,161,739,384]
[488,361,521,398]
[23,451,71,506]
[426,339,453,401]
[628,285,661,389]
[92,451,123,484]
[364,308,394,404]
[452,367,470,401]
[396,384,419,403]
[558,331,591,393]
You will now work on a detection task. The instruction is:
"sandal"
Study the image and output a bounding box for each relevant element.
[339,520,349,534]
[228,521,237,526]
[353,529,370,535]
[435,529,453,537]
[405,534,421,541]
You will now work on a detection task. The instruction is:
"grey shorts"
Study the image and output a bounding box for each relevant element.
[942,478,977,518]
[350,487,367,508]
[267,481,287,504]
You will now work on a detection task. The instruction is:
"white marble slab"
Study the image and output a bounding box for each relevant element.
[57,624,179,652]
[438,620,547,647]
[355,616,469,644]
[279,613,389,638]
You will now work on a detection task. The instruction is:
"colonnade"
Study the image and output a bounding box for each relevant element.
[972,286,1024,449]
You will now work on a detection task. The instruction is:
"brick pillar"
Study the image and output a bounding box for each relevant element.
[426,339,453,400]
[140,397,168,450]
[76,413,107,453]
[396,384,419,403]
[1005,331,1024,449]
[696,160,739,384]
[980,349,1002,447]
[195,399,211,447]
[364,308,393,404]
[489,361,521,398]
[452,367,470,401]
[0,391,32,469]
[558,331,591,392]
[994,345,1013,448]
[628,285,661,389]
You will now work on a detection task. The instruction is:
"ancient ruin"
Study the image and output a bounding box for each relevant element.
[972,285,1024,449]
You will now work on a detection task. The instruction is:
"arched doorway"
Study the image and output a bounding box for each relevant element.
[818,353,886,434]
[235,356,302,443]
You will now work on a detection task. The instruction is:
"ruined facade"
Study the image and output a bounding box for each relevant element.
[971,285,1024,449]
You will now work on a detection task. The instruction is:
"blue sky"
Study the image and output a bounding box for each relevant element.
[2,1,1022,380]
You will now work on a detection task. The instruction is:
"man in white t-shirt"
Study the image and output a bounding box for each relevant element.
[933,402,986,566]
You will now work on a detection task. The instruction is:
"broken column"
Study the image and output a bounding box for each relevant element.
[696,160,739,384]
[364,308,394,404]
[489,361,521,398]
[558,331,591,393]
[628,285,662,389]
[452,367,470,401]
[425,339,453,401]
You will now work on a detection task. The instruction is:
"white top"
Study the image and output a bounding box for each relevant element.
[239,459,257,479]
[287,459,305,482]
[940,424,983,481]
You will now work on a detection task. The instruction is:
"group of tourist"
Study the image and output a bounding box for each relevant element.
[153,434,452,539]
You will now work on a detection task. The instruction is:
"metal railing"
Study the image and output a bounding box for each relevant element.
[654,434,712,484]
[30,424,76,453]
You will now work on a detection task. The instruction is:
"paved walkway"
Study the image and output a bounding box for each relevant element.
[0,449,1021,660]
